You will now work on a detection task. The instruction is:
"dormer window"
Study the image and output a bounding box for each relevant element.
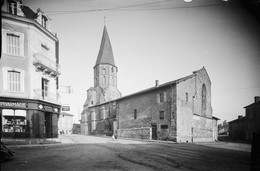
[8,1,17,15]
[42,15,48,28]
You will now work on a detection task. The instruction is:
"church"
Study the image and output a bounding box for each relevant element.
[80,26,219,142]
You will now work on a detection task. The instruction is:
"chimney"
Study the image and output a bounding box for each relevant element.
[155,80,159,87]
[254,96,260,103]
[238,115,243,119]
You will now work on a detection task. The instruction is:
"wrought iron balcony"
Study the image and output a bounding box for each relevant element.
[33,53,60,76]
[33,89,60,104]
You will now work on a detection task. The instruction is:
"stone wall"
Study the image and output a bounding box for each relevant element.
[118,127,151,139]
[117,85,177,141]
[176,68,212,143]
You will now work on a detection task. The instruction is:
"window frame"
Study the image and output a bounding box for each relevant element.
[2,29,24,57]
[2,67,25,93]
[7,70,21,92]
[159,110,165,120]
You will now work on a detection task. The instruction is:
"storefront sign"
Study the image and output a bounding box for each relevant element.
[0,101,26,108]
[28,103,39,109]
[61,106,70,111]
[44,105,53,112]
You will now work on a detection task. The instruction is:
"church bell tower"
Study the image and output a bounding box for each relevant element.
[94,26,118,89]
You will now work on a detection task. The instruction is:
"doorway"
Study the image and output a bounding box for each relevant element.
[151,124,157,140]
[45,112,52,138]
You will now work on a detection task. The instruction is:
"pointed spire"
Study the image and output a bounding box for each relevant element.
[95,26,116,67]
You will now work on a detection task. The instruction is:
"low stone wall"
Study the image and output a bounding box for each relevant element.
[118,127,151,140]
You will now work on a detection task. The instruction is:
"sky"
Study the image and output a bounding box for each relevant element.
[22,0,260,124]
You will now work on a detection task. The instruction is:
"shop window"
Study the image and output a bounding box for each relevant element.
[14,110,27,133]
[2,109,26,133]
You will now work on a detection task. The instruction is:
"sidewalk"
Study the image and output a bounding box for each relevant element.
[2,137,61,146]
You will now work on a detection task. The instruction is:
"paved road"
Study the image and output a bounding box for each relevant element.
[2,135,251,171]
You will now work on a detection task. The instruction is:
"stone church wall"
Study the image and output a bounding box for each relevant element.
[176,68,212,143]
[117,85,177,141]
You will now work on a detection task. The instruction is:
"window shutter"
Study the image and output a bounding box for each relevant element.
[164,92,167,102]
[2,32,7,53]
[20,34,24,56]
[157,94,160,103]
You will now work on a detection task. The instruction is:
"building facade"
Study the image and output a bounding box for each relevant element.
[58,112,73,135]
[229,96,260,141]
[80,26,218,142]
[1,0,61,138]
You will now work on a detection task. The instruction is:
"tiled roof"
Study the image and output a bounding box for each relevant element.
[95,26,116,67]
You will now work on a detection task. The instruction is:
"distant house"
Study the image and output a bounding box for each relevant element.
[72,123,81,134]
[58,112,73,135]
[229,96,260,141]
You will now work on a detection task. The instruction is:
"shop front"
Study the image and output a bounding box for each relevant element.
[0,97,60,139]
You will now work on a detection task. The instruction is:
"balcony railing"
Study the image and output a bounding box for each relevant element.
[33,53,60,76]
[33,89,60,104]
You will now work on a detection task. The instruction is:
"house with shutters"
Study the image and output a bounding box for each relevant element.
[1,0,61,139]
[81,25,218,142]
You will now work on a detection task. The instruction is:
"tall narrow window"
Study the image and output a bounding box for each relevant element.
[186,92,189,103]
[8,1,17,15]
[42,15,48,28]
[202,84,207,115]
[7,33,20,56]
[134,109,137,119]
[42,78,49,98]
[103,76,106,84]
[8,71,21,92]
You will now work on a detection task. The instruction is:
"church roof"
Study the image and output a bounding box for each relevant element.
[95,26,116,67]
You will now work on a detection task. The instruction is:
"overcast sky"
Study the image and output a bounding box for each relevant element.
[23,0,260,123]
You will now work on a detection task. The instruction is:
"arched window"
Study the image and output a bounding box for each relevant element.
[202,84,207,115]
[103,76,106,84]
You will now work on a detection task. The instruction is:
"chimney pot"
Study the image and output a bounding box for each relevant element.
[254,96,260,103]
[155,80,159,87]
